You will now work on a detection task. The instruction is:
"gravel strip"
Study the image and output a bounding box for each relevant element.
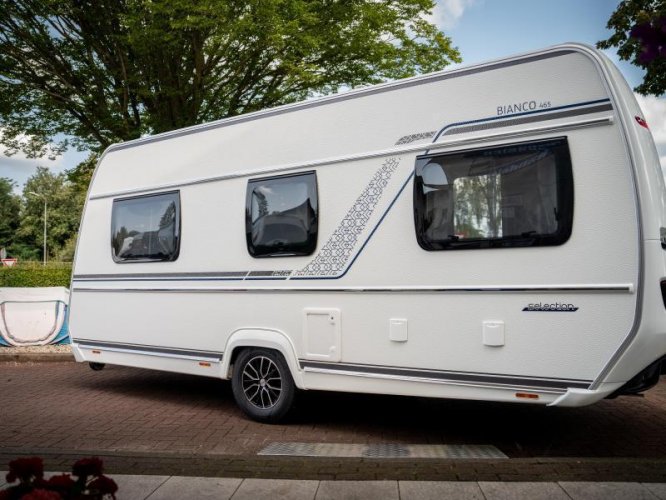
[0,344,72,353]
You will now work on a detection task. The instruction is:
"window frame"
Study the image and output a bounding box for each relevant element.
[110,190,182,263]
[413,137,574,251]
[245,171,319,258]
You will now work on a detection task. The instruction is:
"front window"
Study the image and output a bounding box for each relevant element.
[414,138,573,250]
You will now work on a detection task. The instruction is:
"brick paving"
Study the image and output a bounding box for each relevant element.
[1,362,666,480]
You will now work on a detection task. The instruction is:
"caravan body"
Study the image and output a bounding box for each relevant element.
[69,44,666,421]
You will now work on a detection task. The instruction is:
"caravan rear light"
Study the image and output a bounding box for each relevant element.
[199,362,211,367]
[515,392,539,400]
[661,280,666,310]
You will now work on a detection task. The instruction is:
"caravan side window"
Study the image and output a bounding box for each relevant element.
[414,138,573,250]
[111,191,181,262]
[245,172,318,257]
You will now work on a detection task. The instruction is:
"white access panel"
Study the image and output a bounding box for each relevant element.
[303,308,341,362]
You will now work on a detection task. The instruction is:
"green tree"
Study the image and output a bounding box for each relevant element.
[0,177,21,254]
[598,0,666,96]
[16,167,81,262]
[454,175,501,238]
[66,153,98,195]
[55,153,99,259]
[0,0,460,159]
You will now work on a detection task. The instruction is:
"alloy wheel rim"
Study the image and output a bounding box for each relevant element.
[241,355,282,409]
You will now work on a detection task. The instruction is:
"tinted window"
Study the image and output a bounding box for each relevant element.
[414,138,573,250]
[111,191,180,262]
[246,172,318,257]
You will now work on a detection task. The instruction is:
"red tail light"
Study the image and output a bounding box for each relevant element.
[635,116,649,129]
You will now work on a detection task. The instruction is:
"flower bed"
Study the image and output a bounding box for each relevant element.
[1,456,118,499]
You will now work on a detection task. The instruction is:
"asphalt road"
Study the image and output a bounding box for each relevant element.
[1,361,665,480]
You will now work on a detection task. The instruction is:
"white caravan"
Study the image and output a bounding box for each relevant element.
[69,43,666,422]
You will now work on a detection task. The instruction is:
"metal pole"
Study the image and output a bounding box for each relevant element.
[43,199,47,266]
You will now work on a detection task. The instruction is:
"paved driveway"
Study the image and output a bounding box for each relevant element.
[2,362,665,457]
[1,362,665,481]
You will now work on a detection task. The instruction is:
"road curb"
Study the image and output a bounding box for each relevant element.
[1,449,665,482]
[0,352,74,363]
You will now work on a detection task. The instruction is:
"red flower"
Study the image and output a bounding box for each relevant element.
[20,489,61,500]
[71,457,103,479]
[45,474,75,491]
[6,457,44,483]
[2,456,119,499]
[88,475,118,498]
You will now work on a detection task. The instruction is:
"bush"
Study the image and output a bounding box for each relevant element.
[0,262,72,288]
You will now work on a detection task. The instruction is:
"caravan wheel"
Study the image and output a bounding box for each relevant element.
[231,348,295,423]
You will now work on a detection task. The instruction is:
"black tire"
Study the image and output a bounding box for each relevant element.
[231,348,295,423]
[89,362,106,371]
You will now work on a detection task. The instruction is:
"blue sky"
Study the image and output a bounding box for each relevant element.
[1,0,664,192]
[440,0,642,86]
[434,0,665,171]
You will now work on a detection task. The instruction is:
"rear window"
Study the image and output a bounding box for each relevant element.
[414,138,573,250]
[111,191,180,262]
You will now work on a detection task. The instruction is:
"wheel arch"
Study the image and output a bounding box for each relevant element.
[222,328,304,388]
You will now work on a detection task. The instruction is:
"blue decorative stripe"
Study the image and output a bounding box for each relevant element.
[74,276,247,282]
[427,98,612,151]
[245,277,288,281]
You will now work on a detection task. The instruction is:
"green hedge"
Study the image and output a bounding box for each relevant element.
[0,263,72,288]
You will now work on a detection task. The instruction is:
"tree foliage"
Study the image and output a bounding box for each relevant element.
[0,0,460,158]
[598,0,666,96]
[13,167,82,262]
[0,177,21,252]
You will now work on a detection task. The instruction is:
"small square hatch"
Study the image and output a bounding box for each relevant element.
[389,319,408,342]
[483,321,505,347]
